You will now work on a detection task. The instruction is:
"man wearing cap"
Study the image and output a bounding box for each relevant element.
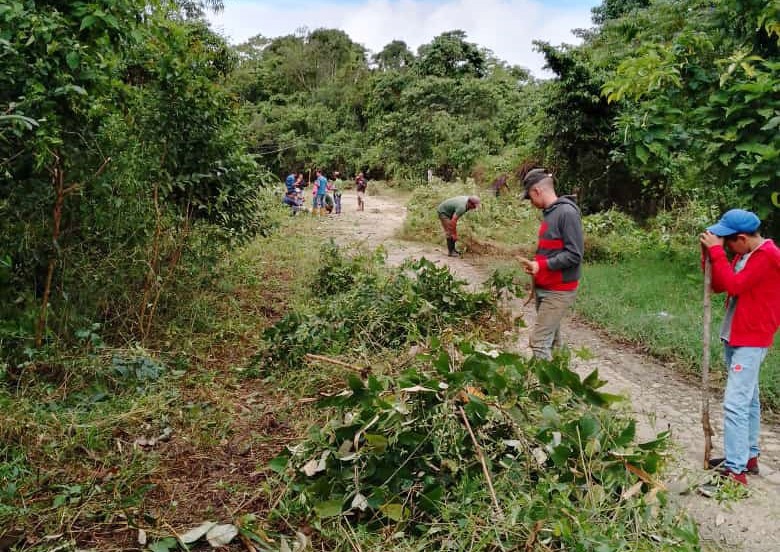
[700,209,780,485]
[519,168,584,360]
[436,196,481,257]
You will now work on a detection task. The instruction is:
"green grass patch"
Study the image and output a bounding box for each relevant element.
[0,208,333,547]
[576,255,780,409]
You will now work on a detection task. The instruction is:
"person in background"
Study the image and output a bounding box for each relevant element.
[314,169,328,215]
[285,171,297,195]
[283,171,302,214]
[355,172,367,211]
[518,168,584,361]
[700,209,780,486]
[332,171,343,215]
[436,196,481,257]
[491,174,509,197]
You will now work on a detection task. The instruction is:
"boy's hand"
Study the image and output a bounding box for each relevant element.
[699,231,724,249]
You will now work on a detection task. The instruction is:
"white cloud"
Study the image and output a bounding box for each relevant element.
[207,0,597,77]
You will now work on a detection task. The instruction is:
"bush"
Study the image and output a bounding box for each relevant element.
[582,209,650,262]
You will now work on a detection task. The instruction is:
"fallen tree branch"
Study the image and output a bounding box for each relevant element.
[304,354,366,374]
[458,405,504,521]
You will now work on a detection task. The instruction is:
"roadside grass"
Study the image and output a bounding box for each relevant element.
[0,206,332,549]
[576,254,780,410]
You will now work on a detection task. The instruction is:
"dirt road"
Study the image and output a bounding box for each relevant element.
[323,191,780,551]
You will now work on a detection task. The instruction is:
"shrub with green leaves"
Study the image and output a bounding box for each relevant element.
[258,245,498,371]
[268,343,698,550]
[582,209,650,262]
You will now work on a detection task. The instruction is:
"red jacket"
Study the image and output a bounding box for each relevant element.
[708,239,780,347]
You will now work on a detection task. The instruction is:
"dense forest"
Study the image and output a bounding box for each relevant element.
[1,0,779,548]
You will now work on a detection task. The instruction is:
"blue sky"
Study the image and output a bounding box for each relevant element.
[208,0,601,76]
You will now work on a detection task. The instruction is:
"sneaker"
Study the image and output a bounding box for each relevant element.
[448,251,460,258]
[708,456,759,475]
[715,468,748,486]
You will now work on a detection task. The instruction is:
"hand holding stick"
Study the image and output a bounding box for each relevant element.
[517,255,539,276]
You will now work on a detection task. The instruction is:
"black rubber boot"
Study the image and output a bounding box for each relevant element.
[447,238,460,257]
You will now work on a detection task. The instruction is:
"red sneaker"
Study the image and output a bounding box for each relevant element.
[708,456,759,475]
[717,468,748,486]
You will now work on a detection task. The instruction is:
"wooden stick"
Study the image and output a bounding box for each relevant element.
[701,256,714,468]
[458,406,504,520]
[304,354,364,373]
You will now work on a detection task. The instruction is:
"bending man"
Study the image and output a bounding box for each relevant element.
[436,196,480,257]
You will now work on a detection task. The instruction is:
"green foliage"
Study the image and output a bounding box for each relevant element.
[269,344,697,549]
[0,1,271,360]
[415,30,486,78]
[593,0,780,226]
[533,40,643,213]
[582,209,649,262]
[258,245,498,371]
[233,28,532,181]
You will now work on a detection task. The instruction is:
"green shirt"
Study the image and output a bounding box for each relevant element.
[437,196,470,219]
[333,178,343,193]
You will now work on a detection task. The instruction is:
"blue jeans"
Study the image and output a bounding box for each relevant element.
[722,345,767,473]
[314,194,326,209]
[334,193,342,214]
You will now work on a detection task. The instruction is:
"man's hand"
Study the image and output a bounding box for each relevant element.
[699,230,723,249]
[518,256,539,275]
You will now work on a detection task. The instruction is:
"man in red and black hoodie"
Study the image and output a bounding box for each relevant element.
[519,168,584,360]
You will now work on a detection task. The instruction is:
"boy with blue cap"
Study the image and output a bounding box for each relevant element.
[700,209,780,485]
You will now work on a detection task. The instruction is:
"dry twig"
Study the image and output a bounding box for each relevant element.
[458,406,504,520]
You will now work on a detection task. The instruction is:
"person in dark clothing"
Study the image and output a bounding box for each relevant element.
[355,172,367,211]
[491,174,509,197]
[519,168,584,360]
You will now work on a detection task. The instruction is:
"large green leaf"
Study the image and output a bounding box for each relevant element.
[314,499,344,518]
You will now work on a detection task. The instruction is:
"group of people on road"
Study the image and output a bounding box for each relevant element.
[437,166,780,487]
[282,170,367,216]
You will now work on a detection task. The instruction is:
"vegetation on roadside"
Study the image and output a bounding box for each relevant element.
[0,211,319,549]
[265,343,698,551]
[256,243,521,373]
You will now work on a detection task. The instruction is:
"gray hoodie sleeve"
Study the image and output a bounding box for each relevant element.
[546,205,584,271]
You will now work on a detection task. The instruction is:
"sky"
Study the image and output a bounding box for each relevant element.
[206,0,601,77]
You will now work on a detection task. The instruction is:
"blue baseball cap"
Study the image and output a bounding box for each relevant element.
[706,209,761,236]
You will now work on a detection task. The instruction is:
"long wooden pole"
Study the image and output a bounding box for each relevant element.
[701,256,714,468]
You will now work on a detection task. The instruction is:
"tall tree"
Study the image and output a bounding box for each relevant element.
[416,30,486,78]
[373,40,415,71]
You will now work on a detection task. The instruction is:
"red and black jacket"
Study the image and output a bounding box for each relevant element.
[534,196,584,291]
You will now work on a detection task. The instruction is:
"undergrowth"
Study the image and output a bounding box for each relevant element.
[265,341,699,551]
[0,211,322,550]
[255,242,521,374]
